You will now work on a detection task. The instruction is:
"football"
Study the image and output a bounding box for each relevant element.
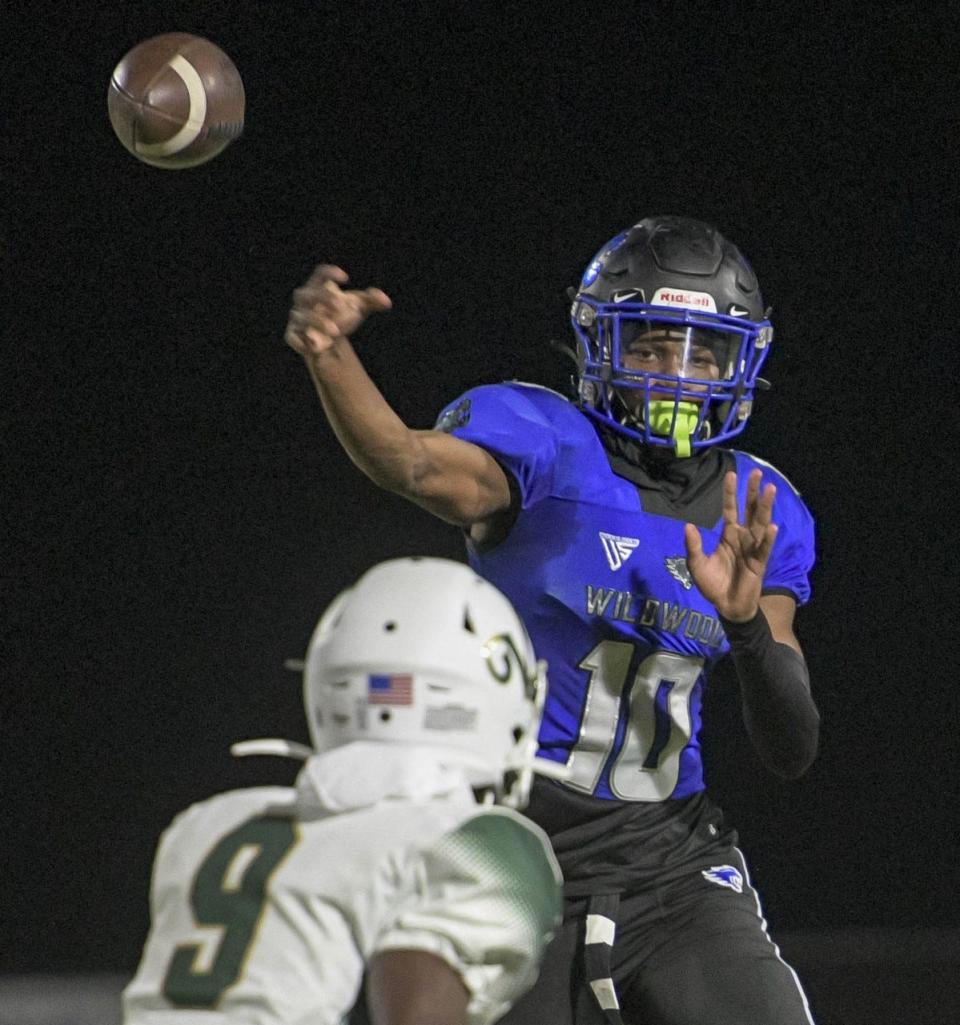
[107,33,245,169]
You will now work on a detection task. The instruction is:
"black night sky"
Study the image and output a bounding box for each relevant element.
[4,0,959,988]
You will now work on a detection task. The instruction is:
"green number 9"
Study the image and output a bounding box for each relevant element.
[162,816,298,1007]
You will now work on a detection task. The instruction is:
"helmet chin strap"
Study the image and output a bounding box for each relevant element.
[231,738,314,760]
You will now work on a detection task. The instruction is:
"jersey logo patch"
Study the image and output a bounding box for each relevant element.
[702,865,744,893]
[665,556,693,590]
[434,398,472,433]
[599,532,639,571]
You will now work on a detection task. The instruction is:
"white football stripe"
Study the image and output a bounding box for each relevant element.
[135,54,207,157]
[585,913,616,946]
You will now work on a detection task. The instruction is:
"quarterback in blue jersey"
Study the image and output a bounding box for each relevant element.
[286,216,820,1025]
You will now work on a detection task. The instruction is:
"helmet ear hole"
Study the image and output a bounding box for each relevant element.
[383,621,397,632]
[463,608,476,634]
[379,710,392,723]
[512,726,524,743]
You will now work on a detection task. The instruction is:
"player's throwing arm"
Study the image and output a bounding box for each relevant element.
[285,265,512,527]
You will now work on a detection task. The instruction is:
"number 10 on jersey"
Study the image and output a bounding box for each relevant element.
[567,642,704,800]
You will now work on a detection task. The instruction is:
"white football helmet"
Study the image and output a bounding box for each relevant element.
[301,557,553,806]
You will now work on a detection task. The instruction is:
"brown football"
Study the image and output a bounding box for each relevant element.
[108,33,245,169]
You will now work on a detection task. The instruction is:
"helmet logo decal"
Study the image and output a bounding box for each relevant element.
[484,633,530,688]
[599,532,640,571]
[367,674,413,705]
[665,557,693,590]
[727,303,751,317]
[612,289,645,303]
[651,288,717,312]
[581,229,630,287]
[424,705,479,731]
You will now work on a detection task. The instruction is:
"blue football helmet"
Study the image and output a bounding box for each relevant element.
[570,215,773,457]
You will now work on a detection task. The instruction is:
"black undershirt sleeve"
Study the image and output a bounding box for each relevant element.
[719,609,820,780]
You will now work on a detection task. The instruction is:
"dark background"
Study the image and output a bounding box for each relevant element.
[4,0,959,1017]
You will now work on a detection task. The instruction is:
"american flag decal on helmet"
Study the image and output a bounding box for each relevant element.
[367,674,413,705]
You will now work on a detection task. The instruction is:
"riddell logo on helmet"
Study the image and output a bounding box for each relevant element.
[652,288,717,312]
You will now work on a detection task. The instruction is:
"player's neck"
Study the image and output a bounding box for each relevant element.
[599,427,708,480]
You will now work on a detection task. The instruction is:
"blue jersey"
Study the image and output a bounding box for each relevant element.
[438,383,815,803]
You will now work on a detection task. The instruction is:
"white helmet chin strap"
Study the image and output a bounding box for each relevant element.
[231,738,314,761]
[230,738,571,810]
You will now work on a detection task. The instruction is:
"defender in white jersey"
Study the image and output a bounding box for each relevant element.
[124,558,563,1025]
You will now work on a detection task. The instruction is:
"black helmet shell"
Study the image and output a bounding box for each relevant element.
[579,215,765,321]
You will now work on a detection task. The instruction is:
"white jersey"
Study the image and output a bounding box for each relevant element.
[123,743,562,1025]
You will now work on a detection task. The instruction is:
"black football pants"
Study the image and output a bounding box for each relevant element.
[497,848,815,1025]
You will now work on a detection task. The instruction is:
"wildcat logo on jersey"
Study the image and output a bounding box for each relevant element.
[599,532,639,571]
[665,557,693,590]
[434,398,472,433]
[702,865,744,893]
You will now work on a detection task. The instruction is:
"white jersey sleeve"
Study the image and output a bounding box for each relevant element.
[377,806,563,1025]
[123,783,560,1025]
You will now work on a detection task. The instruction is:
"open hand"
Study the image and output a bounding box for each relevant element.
[285,264,392,356]
[684,469,777,623]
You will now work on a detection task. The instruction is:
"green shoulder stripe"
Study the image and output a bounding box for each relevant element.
[440,812,561,936]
